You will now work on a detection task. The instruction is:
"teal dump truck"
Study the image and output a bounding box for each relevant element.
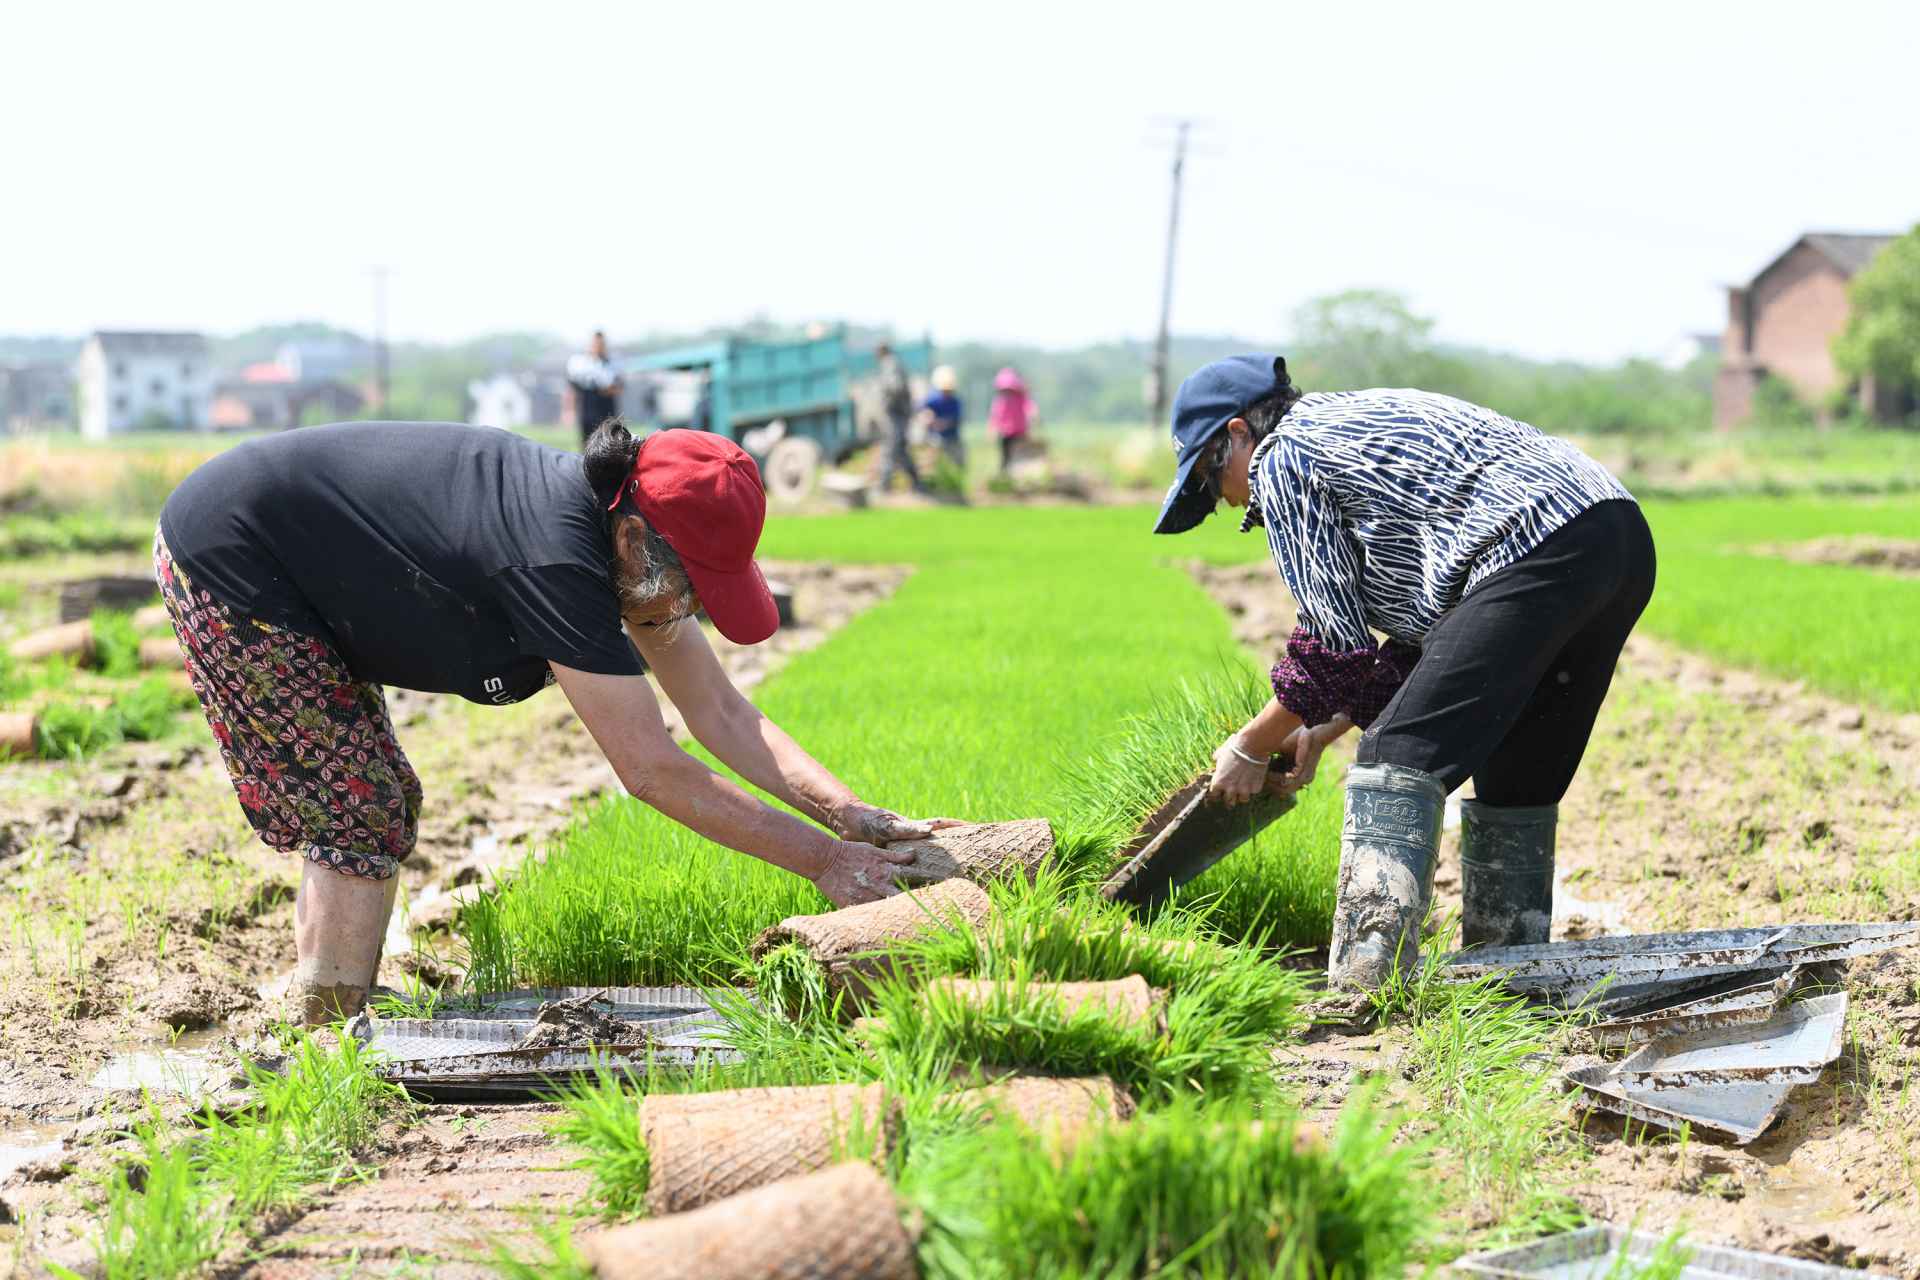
[624,327,933,499]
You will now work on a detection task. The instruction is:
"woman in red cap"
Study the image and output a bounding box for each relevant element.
[156,419,950,1025]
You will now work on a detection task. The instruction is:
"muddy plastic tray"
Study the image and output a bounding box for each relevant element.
[1101,772,1295,910]
[1583,969,1798,1050]
[1615,992,1846,1091]
[426,986,730,1020]
[1450,922,1916,1000]
[382,1040,743,1103]
[363,1013,733,1064]
[1453,1221,1894,1278]
[1562,1062,1791,1145]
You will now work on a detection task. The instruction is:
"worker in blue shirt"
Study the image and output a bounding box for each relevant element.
[921,365,964,471]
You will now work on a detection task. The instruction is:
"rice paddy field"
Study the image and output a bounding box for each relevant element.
[4,441,1920,1277]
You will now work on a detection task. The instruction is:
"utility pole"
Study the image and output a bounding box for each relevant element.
[1148,120,1191,429]
[370,266,390,414]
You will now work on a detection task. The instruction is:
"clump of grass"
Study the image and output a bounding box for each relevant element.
[28,678,190,760]
[900,1091,1428,1280]
[90,610,142,679]
[1051,668,1270,874]
[75,1028,407,1277]
[457,796,826,990]
[1368,923,1586,1251]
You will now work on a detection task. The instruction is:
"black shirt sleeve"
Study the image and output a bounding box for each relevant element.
[489,563,645,676]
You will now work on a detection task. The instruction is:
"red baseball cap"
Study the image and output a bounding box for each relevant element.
[611,430,778,645]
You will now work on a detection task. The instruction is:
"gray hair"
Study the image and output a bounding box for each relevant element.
[614,517,695,620]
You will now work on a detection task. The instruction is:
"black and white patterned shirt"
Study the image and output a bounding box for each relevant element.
[1243,389,1633,654]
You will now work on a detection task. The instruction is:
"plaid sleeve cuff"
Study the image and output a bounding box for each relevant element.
[1346,638,1422,730]
[1270,629,1380,727]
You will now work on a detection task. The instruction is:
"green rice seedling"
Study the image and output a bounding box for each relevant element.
[73,1028,406,1277]
[900,1089,1428,1280]
[90,609,142,679]
[113,677,190,741]
[33,700,120,759]
[1369,924,1585,1251]
[1050,668,1271,874]
[1179,765,1344,949]
[487,1222,596,1280]
[746,939,837,1023]
[457,796,826,990]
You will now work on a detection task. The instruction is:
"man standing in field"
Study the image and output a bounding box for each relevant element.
[568,330,625,447]
[873,342,924,494]
[1154,356,1654,991]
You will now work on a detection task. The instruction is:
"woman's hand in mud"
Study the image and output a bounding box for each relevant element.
[831,801,965,846]
[809,838,918,908]
[1208,736,1272,806]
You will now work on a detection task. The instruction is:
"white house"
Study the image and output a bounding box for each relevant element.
[467,372,563,430]
[76,331,214,438]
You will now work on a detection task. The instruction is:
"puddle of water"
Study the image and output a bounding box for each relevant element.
[1750,1173,1856,1223]
[88,1027,232,1096]
[0,1122,65,1182]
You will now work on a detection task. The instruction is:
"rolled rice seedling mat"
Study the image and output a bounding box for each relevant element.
[640,1082,893,1215]
[928,975,1166,1034]
[7,619,96,664]
[0,712,35,759]
[579,1162,918,1280]
[432,986,730,1021]
[885,818,1055,887]
[753,879,993,1001]
[1101,769,1295,909]
[956,1074,1135,1142]
[136,636,183,668]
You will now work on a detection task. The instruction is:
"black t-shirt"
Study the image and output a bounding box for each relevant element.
[159,421,644,704]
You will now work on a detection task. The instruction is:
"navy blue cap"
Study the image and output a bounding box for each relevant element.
[1151,354,1288,535]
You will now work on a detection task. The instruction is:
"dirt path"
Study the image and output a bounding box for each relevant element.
[1192,558,1920,1271]
[0,560,903,1272]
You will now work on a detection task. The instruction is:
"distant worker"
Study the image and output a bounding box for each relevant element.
[1152,356,1654,992]
[920,365,965,471]
[872,341,923,494]
[156,421,953,1026]
[567,330,625,447]
[988,366,1036,473]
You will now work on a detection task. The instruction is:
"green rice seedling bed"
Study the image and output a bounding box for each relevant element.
[460,504,1350,985]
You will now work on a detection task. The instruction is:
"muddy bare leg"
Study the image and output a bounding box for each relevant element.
[292,861,398,1026]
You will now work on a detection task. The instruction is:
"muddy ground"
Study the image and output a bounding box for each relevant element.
[0,558,903,1273]
[5,548,1919,1274]
[1755,537,1920,576]
[1195,558,1920,1272]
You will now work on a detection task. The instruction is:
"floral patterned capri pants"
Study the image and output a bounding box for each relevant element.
[155,528,422,880]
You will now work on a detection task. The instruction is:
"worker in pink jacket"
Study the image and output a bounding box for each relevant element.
[987,367,1036,473]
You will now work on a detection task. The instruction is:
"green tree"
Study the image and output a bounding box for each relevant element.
[1289,289,1438,391]
[1834,224,1920,400]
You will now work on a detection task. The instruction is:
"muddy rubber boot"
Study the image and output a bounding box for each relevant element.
[1459,800,1557,950]
[1327,763,1446,992]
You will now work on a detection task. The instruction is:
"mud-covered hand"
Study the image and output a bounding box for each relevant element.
[1271,716,1352,795]
[809,838,918,908]
[1208,734,1272,806]
[831,800,965,845]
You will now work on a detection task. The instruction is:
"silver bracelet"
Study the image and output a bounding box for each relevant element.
[1225,740,1267,769]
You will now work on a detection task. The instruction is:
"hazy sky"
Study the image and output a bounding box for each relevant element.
[5,1,1915,363]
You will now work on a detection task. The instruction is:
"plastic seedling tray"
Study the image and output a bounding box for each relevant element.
[1101,770,1294,910]
[425,986,728,1020]
[1453,1221,1895,1278]
[1614,992,1846,1091]
[1561,1063,1791,1145]
[1583,969,1798,1051]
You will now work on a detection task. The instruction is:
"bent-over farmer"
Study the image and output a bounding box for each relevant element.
[157,421,951,1024]
[1152,356,1654,990]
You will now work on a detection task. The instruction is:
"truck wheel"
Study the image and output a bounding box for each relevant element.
[763,437,823,503]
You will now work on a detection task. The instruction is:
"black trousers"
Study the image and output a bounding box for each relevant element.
[1355,499,1656,806]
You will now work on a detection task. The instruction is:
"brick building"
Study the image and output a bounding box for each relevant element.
[1714,232,1896,428]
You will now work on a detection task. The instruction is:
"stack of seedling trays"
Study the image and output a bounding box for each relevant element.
[354,987,744,1102]
[1447,922,1919,1144]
